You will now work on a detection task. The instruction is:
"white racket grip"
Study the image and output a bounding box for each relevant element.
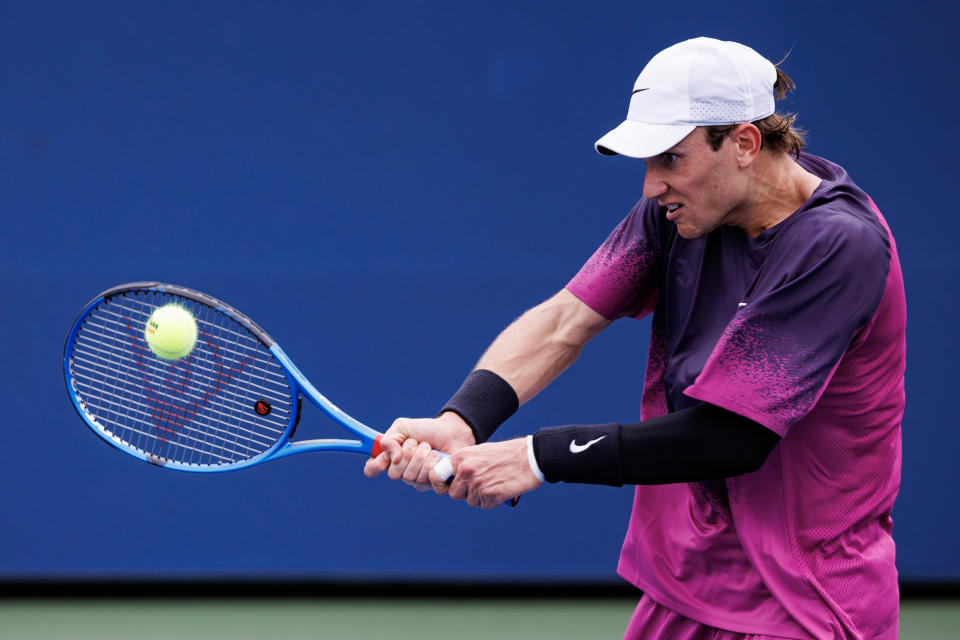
[432,453,454,482]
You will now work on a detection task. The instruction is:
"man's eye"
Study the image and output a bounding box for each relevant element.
[660,153,678,165]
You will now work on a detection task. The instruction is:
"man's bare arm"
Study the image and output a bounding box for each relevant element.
[363,288,610,487]
[472,288,611,405]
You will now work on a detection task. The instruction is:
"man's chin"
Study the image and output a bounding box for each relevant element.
[673,218,724,240]
[675,225,705,240]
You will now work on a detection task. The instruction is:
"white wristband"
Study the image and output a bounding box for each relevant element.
[526,435,545,483]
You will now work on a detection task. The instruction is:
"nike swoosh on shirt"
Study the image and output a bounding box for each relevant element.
[569,435,607,454]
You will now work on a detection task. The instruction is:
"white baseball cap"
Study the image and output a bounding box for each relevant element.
[595,37,777,158]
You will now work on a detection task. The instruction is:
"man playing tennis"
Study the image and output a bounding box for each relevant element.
[365,37,905,639]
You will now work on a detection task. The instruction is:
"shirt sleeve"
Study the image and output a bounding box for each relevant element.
[684,212,892,436]
[565,199,667,321]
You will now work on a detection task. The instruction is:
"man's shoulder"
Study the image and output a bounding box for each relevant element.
[781,211,890,274]
[763,216,889,306]
[783,168,890,262]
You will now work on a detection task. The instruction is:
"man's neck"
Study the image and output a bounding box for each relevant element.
[737,152,822,238]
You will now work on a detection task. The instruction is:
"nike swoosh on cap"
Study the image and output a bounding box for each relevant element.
[632,88,650,94]
[569,435,607,454]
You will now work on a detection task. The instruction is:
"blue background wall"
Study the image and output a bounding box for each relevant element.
[2,1,957,582]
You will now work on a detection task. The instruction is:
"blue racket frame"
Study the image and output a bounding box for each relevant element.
[64,282,386,473]
[266,343,382,460]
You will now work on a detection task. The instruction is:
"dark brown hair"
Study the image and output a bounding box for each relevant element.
[704,67,805,158]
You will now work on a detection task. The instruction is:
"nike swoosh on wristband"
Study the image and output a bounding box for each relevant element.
[569,435,607,454]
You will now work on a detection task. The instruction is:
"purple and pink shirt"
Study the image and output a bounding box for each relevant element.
[566,153,905,639]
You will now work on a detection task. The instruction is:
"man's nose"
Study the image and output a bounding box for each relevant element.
[643,167,667,200]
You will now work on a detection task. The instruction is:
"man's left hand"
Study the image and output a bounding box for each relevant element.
[443,438,542,510]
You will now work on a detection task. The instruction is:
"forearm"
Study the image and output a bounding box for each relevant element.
[442,290,610,444]
[474,318,583,406]
[531,403,781,485]
[475,289,610,404]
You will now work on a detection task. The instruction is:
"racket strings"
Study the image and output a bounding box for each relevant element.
[73,328,288,400]
[69,291,294,467]
[69,364,280,458]
[70,356,289,435]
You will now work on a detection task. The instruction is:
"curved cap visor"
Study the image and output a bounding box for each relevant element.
[595,120,696,158]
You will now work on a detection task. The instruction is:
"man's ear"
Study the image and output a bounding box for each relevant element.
[731,123,762,168]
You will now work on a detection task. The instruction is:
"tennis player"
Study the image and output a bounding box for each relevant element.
[365,37,905,639]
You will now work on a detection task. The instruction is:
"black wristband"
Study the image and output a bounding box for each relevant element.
[532,423,623,486]
[440,369,519,444]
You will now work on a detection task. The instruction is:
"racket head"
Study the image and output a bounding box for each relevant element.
[64,282,301,472]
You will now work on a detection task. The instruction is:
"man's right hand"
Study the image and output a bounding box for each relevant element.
[363,411,476,492]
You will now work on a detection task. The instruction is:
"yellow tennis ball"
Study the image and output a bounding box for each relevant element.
[144,303,198,361]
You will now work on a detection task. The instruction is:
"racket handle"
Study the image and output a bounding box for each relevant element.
[372,435,518,507]
[432,454,454,482]
[371,436,456,481]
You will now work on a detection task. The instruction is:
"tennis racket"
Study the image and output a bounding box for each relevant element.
[63,281,451,477]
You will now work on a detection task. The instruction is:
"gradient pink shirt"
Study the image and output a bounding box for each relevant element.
[566,153,905,639]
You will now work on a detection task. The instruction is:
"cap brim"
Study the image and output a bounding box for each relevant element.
[595,120,696,159]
